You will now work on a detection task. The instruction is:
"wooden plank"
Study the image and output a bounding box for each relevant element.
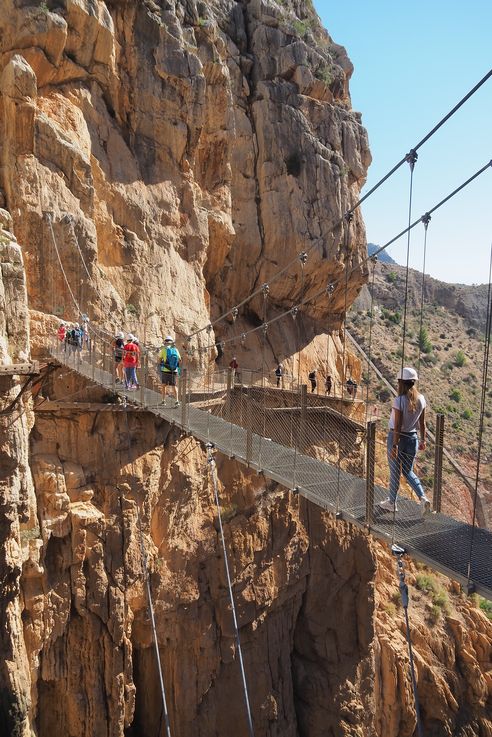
[0,361,40,375]
[35,401,146,412]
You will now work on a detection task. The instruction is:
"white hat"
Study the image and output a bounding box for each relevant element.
[117,331,124,339]
[164,335,174,343]
[126,333,134,341]
[74,322,80,328]
[397,367,418,381]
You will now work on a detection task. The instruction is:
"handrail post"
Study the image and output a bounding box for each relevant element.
[433,413,445,513]
[226,367,233,421]
[92,338,96,381]
[102,341,107,377]
[299,384,307,451]
[365,421,376,525]
[181,368,187,428]
[111,341,116,392]
[246,388,253,465]
[140,351,146,406]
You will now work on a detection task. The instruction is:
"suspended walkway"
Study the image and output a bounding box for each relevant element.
[49,342,492,600]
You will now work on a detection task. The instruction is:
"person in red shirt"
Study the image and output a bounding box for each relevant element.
[57,322,66,346]
[229,356,239,383]
[123,334,140,389]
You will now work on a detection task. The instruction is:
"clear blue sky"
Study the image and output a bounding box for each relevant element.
[314,0,492,285]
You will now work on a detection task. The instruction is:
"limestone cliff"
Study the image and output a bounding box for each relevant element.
[0,2,491,737]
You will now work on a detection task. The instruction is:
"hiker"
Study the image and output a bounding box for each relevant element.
[66,323,82,355]
[113,331,125,383]
[81,317,90,349]
[379,367,431,515]
[275,362,283,388]
[325,375,332,395]
[63,324,71,353]
[346,378,357,398]
[57,322,66,345]
[122,333,140,390]
[229,356,239,383]
[158,335,181,406]
[308,368,317,393]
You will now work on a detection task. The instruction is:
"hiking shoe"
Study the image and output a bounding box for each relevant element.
[420,496,432,515]
[378,498,398,512]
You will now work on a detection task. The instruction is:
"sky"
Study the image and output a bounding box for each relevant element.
[314,0,492,285]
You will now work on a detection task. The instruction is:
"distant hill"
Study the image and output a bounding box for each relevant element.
[367,242,396,265]
[355,260,489,331]
[349,259,491,522]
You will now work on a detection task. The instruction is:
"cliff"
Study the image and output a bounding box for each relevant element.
[0,1,490,736]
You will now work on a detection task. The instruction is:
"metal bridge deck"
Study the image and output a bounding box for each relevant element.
[52,350,492,599]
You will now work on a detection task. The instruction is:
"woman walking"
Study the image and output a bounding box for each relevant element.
[379,367,431,513]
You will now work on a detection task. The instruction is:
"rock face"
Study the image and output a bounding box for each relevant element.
[19,386,492,737]
[0,209,35,737]
[0,0,370,357]
[0,2,491,737]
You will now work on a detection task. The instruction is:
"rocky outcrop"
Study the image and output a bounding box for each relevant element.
[23,387,492,736]
[0,209,35,737]
[0,0,370,361]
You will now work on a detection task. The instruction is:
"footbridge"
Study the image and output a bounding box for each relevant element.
[49,341,492,600]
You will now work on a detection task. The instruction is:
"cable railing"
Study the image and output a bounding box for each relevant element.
[49,328,492,598]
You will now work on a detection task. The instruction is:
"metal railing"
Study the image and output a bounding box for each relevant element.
[48,330,492,598]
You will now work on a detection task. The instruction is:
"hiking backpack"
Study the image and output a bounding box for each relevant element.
[164,346,179,372]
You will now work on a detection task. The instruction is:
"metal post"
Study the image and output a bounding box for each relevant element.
[140,351,146,406]
[299,384,307,451]
[433,413,445,512]
[365,421,376,525]
[92,338,96,381]
[102,341,107,377]
[226,367,233,421]
[246,389,253,465]
[111,341,116,392]
[181,368,187,428]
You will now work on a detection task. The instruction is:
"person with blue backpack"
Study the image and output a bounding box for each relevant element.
[158,335,181,406]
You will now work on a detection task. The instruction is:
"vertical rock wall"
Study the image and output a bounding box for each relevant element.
[0,209,35,737]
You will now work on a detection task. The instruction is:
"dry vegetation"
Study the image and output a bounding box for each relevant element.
[347,261,491,523]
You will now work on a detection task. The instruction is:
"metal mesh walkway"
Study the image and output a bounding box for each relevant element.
[50,345,492,599]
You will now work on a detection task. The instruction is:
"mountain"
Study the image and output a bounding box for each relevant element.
[367,242,397,264]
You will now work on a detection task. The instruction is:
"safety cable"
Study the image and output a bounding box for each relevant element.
[416,214,431,377]
[206,443,255,737]
[400,151,418,371]
[364,256,377,424]
[122,400,173,737]
[191,160,492,354]
[46,213,82,317]
[466,242,492,589]
[187,69,492,341]
[392,547,424,737]
[336,216,352,512]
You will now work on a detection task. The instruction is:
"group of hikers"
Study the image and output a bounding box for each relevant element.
[57,319,90,354]
[57,322,358,405]
[112,333,182,405]
[57,322,182,404]
[273,363,356,398]
[56,319,430,516]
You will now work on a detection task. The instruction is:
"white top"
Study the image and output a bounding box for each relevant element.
[389,393,426,433]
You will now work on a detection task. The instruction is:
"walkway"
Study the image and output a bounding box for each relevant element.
[49,345,492,599]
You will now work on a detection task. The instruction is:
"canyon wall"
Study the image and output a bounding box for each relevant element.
[0,1,490,736]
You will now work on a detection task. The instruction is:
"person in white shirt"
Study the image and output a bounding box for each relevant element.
[379,367,431,513]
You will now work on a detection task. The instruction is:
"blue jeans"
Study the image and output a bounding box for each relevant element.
[125,367,138,388]
[387,431,425,503]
